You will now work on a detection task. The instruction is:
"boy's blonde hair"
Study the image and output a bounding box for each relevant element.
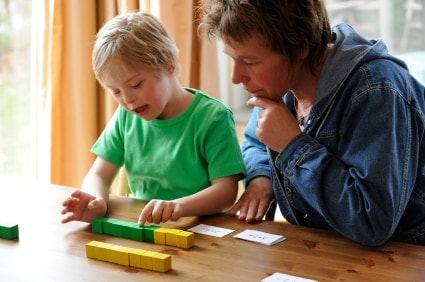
[92,11,181,81]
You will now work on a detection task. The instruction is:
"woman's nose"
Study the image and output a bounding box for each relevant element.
[231,62,247,85]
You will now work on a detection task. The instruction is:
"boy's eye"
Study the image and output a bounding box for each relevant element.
[131,82,142,88]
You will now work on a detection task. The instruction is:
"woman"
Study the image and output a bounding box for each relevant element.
[198,0,425,246]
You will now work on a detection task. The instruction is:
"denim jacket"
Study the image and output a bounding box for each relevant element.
[242,24,425,246]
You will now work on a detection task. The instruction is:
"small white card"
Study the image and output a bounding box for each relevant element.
[188,224,235,237]
[234,229,286,246]
[262,272,317,282]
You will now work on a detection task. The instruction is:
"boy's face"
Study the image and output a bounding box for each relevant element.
[223,35,305,101]
[100,59,173,120]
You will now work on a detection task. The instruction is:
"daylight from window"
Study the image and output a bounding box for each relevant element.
[0,0,32,180]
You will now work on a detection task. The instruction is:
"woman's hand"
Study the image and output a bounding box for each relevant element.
[228,176,274,222]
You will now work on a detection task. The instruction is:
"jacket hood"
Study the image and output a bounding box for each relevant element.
[315,23,408,105]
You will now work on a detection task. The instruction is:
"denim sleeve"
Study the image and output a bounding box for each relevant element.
[241,107,271,187]
[275,85,421,246]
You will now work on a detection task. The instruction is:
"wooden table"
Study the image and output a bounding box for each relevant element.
[1,182,424,281]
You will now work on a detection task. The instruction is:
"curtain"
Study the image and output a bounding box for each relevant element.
[38,0,220,194]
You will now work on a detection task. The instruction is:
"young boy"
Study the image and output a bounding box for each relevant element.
[61,11,246,226]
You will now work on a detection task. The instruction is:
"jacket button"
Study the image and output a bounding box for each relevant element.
[285,187,292,195]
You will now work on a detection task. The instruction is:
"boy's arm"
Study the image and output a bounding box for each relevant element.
[174,175,239,216]
[61,157,119,223]
[81,156,119,202]
[138,175,239,225]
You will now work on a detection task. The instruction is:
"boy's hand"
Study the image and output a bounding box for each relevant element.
[61,190,107,224]
[138,200,183,225]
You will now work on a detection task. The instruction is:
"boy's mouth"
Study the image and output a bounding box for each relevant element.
[134,105,148,114]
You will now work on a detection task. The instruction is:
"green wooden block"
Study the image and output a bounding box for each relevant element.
[117,220,140,239]
[103,218,121,236]
[91,217,106,234]
[119,222,132,239]
[143,225,160,243]
[109,220,126,237]
[124,222,144,241]
[112,219,138,239]
[0,223,19,240]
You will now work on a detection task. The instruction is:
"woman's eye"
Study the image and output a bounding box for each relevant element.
[243,61,257,66]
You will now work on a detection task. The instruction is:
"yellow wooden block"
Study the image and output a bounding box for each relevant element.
[153,227,169,245]
[165,228,181,247]
[140,251,156,270]
[152,252,172,272]
[176,230,195,248]
[96,242,113,261]
[128,248,146,268]
[106,245,129,266]
[86,241,100,259]
[86,241,112,260]
[86,241,173,273]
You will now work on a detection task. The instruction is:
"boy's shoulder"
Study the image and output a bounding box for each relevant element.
[184,87,229,110]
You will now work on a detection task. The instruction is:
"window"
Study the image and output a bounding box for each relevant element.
[0,0,32,181]
[324,0,425,84]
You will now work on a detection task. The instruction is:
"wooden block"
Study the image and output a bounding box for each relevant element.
[125,222,144,241]
[176,230,195,249]
[153,228,169,245]
[86,241,172,273]
[116,221,128,239]
[165,229,181,247]
[96,242,112,261]
[152,252,172,272]
[86,241,111,260]
[90,217,194,249]
[140,250,156,270]
[91,217,106,234]
[106,245,129,266]
[103,218,121,236]
[0,223,19,240]
[128,248,146,268]
[86,241,101,260]
[143,225,160,243]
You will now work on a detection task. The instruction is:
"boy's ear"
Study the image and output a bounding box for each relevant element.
[167,63,176,75]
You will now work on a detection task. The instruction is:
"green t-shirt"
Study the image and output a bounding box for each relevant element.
[92,88,246,200]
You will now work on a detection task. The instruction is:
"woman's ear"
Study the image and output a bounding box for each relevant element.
[299,44,309,60]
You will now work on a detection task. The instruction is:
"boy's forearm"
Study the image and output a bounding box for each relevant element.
[174,176,239,216]
[81,174,110,202]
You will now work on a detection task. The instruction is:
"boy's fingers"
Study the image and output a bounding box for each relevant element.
[70,189,82,197]
[61,213,74,224]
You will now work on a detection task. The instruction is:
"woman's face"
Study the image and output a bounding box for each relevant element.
[223,35,304,101]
